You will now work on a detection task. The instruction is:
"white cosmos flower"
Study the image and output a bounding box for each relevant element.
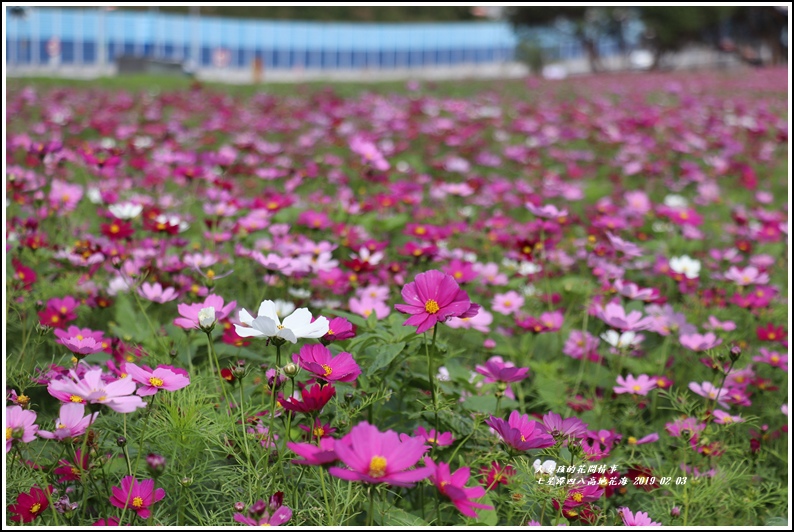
[234,300,329,344]
[669,255,701,279]
[600,330,638,349]
[198,307,216,328]
[108,202,143,220]
[663,194,688,208]
[533,459,557,475]
[273,299,296,319]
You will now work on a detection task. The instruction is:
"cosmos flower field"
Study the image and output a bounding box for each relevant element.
[5,68,790,527]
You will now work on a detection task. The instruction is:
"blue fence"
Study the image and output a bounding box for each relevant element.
[6,7,627,71]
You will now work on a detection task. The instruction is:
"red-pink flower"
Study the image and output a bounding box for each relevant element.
[486,410,555,452]
[286,437,337,466]
[395,270,479,334]
[475,356,529,384]
[125,363,191,396]
[9,485,52,523]
[425,458,493,518]
[329,421,432,487]
[109,476,165,519]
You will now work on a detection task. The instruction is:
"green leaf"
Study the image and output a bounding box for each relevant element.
[322,308,367,328]
[373,500,427,526]
[764,517,788,526]
[365,342,406,377]
[462,394,498,413]
[110,294,149,342]
[473,492,498,526]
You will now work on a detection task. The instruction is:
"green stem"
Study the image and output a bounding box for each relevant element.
[367,485,375,526]
[239,381,252,465]
[319,468,333,526]
[205,331,230,411]
[425,324,440,462]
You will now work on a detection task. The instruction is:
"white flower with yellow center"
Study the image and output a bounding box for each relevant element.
[235,300,329,344]
[669,255,701,279]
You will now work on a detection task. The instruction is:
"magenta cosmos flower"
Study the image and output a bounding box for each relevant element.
[329,421,432,487]
[286,437,337,466]
[475,356,529,384]
[292,344,361,383]
[6,405,38,451]
[109,476,165,519]
[48,368,146,413]
[37,402,99,441]
[395,270,479,334]
[173,293,236,330]
[125,363,190,396]
[486,410,555,452]
[425,458,493,518]
[233,494,292,526]
[614,374,657,396]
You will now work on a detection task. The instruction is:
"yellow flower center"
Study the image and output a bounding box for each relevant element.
[30,503,41,514]
[149,377,164,387]
[58,423,66,429]
[17,394,30,406]
[132,496,144,508]
[771,355,780,363]
[632,385,641,392]
[424,299,440,314]
[313,427,325,438]
[768,332,776,340]
[277,325,285,330]
[440,480,450,492]
[207,269,216,279]
[322,364,333,377]
[415,227,426,235]
[76,335,84,340]
[327,329,335,336]
[628,436,638,445]
[363,309,372,317]
[368,456,388,478]
[70,395,83,403]
[571,492,584,503]
[71,466,80,476]
[453,271,462,279]
[503,300,512,307]
[260,524,271,527]
[723,416,733,423]
[656,379,666,387]
[6,427,12,440]
[110,224,120,234]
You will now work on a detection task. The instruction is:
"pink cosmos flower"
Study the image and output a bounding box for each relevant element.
[626,433,659,446]
[614,374,657,396]
[665,417,706,438]
[542,411,588,440]
[286,438,337,466]
[445,307,493,333]
[48,368,147,413]
[486,410,555,452]
[613,279,658,301]
[492,291,524,316]
[712,410,745,424]
[724,265,769,286]
[526,202,568,219]
[329,421,432,487]
[620,508,662,526]
[6,405,38,451]
[563,330,601,361]
[293,344,361,383]
[125,363,190,396]
[173,294,236,329]
[753,348,787,371]
[394,270,479,334]
[37,402,99,440]
[596,302,653,331]
[233,494,292,526]
[425,458,493,518]
[321,317,356,344]
[413,426,455,447]
[109,476,165,519]
[704,316,736,332]
[349,296,391,320]
[138,282,178,303]
[679,333,723,352]
[475,356,529,384]
[54,326,107,355]
[473,262,508,285]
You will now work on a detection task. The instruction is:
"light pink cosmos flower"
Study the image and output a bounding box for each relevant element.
[48,368,147,413]
[37,403,99,441]
[125,363,190,396]
[475,356,529,384]
[329,421,432,487]
[619,508,661,526]
[526,202,568,219]
[596,302,654,331]
[53,326,107,355]
[704,316,736,332]
[492,291,524,316]
[688,382,730,408]
[613,279,658,301]
[6,405,38,451]
[173,293,236,330]
[614,374,657,396]
[712,410,745,424]
[724,265,769,286]
[413,426,455,447]
[473,262,508,286]
[446,308,493,333]
[138,282,178,303]
[627,433,659,446]
[349,296,390,320]
[679,332,722,352]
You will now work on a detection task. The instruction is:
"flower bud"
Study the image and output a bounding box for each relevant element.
[180,476,193,487]
[198,307,216,331]
[234,501,246,512]
[116,436,127,448]
[248,499,267,517]
[671,506,681,517]
[146,453,166,477]
[730,345,742,362]
[36,323,53,336]
[283,362,300,378]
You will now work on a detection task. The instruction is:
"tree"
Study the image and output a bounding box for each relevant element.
[636,7,737,69]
